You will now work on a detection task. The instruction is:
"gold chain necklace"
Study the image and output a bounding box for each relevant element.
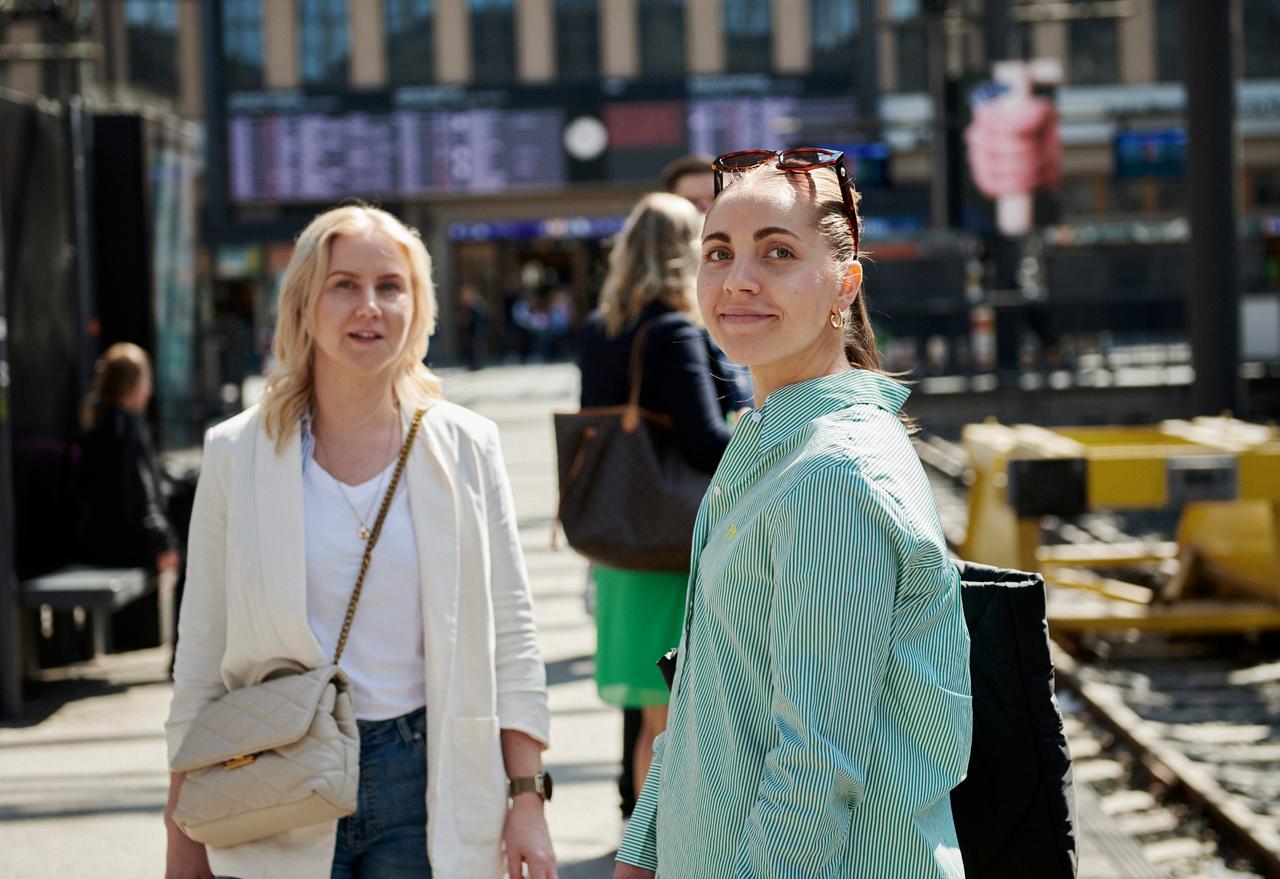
[321,416,400,542]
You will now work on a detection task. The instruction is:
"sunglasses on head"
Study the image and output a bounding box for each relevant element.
[711,148,861,255]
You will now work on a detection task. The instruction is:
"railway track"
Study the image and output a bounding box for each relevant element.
[917,434,1280,879]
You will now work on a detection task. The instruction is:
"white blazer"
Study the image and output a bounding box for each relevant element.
[165,400,550,879]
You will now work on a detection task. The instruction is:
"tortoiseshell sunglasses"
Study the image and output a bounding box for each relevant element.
[711,148,860,254]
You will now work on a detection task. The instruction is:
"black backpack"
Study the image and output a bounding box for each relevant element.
[950,561,1078,878]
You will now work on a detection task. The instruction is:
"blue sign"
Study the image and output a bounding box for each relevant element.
[1113,129,1187,180]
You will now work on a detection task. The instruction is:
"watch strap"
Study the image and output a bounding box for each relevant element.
[508,773,550,801]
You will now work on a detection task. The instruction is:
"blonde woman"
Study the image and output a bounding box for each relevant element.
[164,206,555,879]
[576,193,747,815]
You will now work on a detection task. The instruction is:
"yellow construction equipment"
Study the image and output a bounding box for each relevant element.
[960,416,1280,633]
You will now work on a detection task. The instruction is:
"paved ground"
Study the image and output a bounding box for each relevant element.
[0,363,1165,878]
[0,364,617,878]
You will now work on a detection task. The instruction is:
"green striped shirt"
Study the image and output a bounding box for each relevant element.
[616,369,972,878]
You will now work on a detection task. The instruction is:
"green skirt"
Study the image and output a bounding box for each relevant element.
[594,563,687,708]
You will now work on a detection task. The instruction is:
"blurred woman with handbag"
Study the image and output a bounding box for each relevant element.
[164,205,555,879]
[574,193,747,811]
[615,151,972,878]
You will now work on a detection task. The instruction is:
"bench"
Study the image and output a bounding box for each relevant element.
[20,565,155,658]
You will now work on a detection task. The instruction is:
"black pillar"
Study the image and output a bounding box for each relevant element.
[1184,0,1240,415]
[202,0,230,235]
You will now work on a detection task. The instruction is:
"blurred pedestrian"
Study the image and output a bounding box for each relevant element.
[577,193,741,818]
[616,151,972,878]
[456,283,491,370]
[661,154,716,213]
[164,205,555,879]
[615,153,750,818]
[75,342,179,575]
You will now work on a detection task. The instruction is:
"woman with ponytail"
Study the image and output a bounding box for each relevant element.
[615,151,972,879]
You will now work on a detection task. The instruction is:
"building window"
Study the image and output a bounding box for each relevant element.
[1244,0,1280,79]
[810,0,858,75]
[556,0,599,79]
[1009,21,1033,60]
[124,0,178,97]
[1155,0,1182,82]
[298,0,349,88]
[638,0,684,77]
[724,0,772,74]
[1068,16,1118,85]
[386,0,435,84]
[470,0,516,85]
[222,0,263,91]
[895,25,929,92]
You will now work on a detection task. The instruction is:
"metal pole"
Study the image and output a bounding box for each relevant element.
[68,99,96,402]
[1184,0,1240,415]
[856,0,881,138]
[927,7,950,230]
[0,174,22,719]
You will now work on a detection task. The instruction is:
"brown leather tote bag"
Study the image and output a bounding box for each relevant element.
[555,322,709,572]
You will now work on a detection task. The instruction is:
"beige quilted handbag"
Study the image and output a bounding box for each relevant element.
[171,410,424,848]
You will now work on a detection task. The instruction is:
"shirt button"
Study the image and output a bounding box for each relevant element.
[750,411,763,423]
[712,486,722,497]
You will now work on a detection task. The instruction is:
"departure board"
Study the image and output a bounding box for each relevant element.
[687,95,858,157]
[228,107,565,202]
[221,77,859,205]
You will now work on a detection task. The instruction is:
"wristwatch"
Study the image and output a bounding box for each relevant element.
[508,771,553,803]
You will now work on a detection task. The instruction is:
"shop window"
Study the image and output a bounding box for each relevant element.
[298,0,349,88]
[810,0,858,75]
[387,0,435,84]
[1111,179,1147,214]
[124,0,178,98]
[1244,0,1280,79]
[1253,168,1280,209]
[724,0,772,74]
[470,0,516,85]
[222,0,264,91]
[638,0,684,77]
[557,0,599,80]
[1068,17,1118,85]
[1059,178,1098,219]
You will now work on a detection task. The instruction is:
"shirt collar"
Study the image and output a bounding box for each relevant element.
[758,369,910,451]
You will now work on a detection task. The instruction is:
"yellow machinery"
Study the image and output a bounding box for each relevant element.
[961,416,1280,633]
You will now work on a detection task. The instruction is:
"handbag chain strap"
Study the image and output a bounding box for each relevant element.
[332,407,425,664]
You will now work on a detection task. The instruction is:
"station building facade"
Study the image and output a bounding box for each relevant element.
[3,0,1279,374]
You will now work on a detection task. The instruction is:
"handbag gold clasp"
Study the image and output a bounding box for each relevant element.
[224,754,256,769]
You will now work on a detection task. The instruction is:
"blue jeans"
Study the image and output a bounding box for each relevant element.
[331,706,431,879]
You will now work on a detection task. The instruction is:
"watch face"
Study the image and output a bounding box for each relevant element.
[542,771,553,802]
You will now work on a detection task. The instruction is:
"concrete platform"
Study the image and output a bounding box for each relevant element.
[0,363,1174,877]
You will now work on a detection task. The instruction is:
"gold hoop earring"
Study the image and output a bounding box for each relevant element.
[829,310,846,329]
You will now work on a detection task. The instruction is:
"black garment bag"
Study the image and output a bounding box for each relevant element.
[950,561,1078,879]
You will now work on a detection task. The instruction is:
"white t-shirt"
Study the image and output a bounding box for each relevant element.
[302,449,425,720]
